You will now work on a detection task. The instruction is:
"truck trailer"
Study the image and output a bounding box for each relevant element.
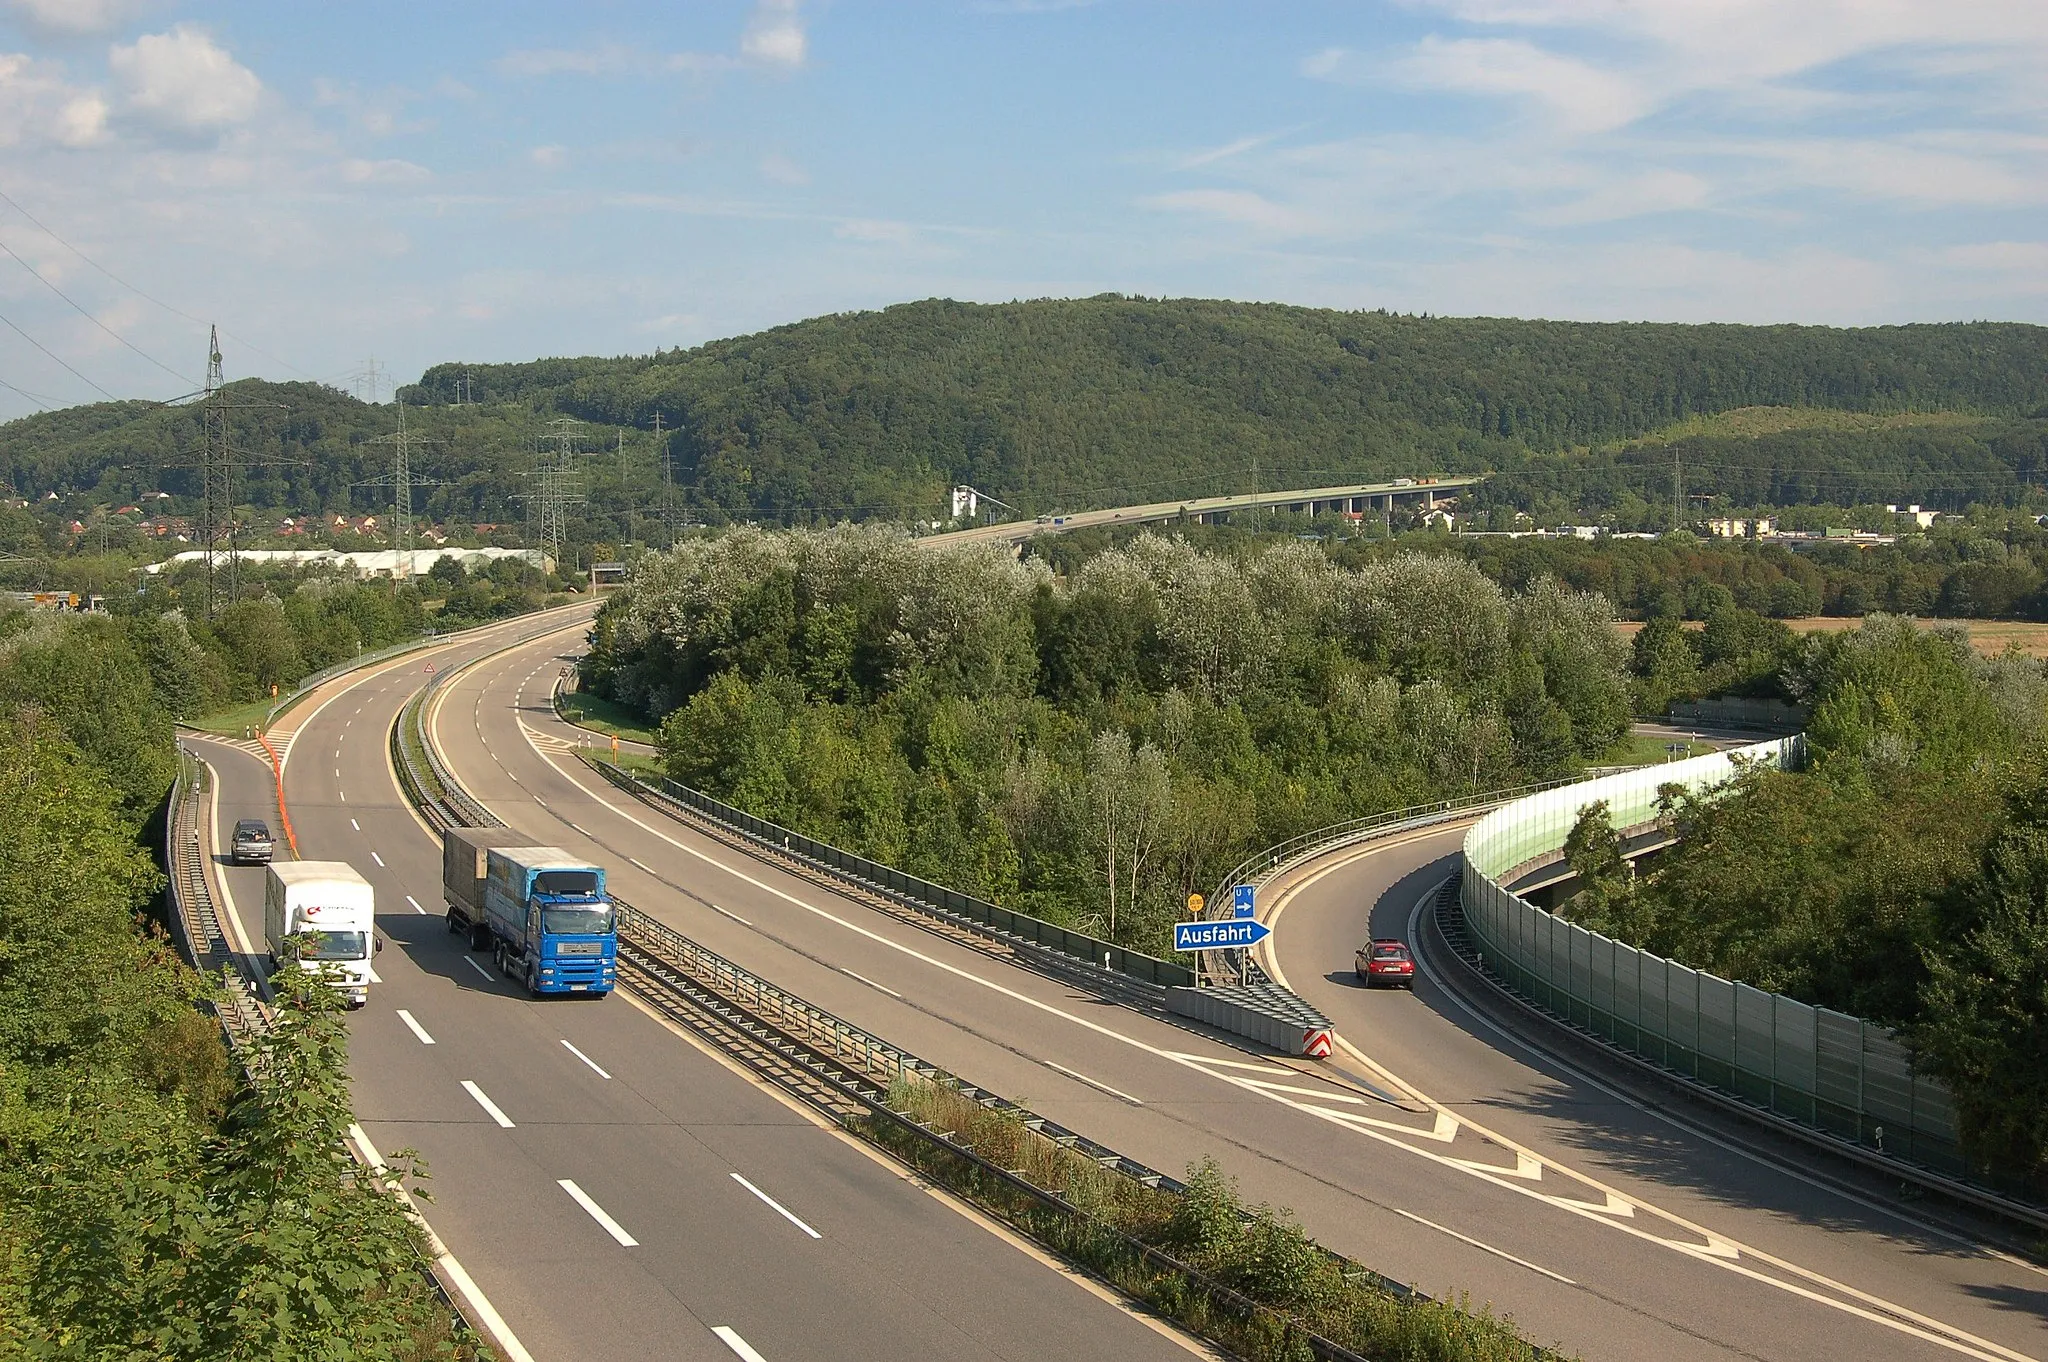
[443,826,617,997]
[264,860,378,1007]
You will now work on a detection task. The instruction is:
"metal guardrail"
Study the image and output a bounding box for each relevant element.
[166,745,272,1047]
[588,757,1197,990]
[396,651,1442,1360]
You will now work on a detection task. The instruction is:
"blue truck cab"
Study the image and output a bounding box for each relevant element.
[444,827,617,997]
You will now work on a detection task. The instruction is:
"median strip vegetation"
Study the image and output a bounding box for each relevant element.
[873,1077,1564,1362]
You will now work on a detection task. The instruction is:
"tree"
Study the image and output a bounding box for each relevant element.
[1912,825,2048,1196]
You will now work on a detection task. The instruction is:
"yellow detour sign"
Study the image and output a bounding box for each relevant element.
[1187,892,1205,918]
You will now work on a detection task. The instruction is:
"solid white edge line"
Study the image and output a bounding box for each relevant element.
[558,1179,637,1246]
[460,1080,516,1128]
[1045,1059,1144,1105]
[561,1038,612,1079]
[463,957,493,981]
[1393,1208,1577,1285]
[841,968,902,999]
[349,1123,538,1362]
[712,1325,769,1362]
[730,1172,822,1239]
[395,1009,435,1045]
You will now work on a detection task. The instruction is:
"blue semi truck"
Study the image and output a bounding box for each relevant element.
[443,826,617,997]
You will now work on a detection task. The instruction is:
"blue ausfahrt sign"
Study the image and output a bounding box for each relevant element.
[1232,884,1256,919]
[1173,919,1272,952]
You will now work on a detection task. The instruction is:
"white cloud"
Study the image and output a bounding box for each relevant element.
[1398,37,1650,133]
[0,52,108,148]
[109,25,261,134]
[834,218,918,246]
[1945,241,2048,273]
[743,0,806,69]
[759,152,808,185]
[529,144,567,171]
[497,43,634,78]
[341,157,430,185]
[1145,188,1331,237]
[1524,168,1711,224]
[1,0,144,39]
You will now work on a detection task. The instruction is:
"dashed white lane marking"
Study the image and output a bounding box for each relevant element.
[351,818,360,831]
[712,1327,768,1362]
[712,904,751,926]
[396,1009,435,1045]
[1045,1060,1144,1106]
[519,742,2037,1362]
[350,1123,537,1362]
[334,768,340,778]
[558,1180,637,1246]
[366,965,383,984]
[1394,1208,1577,1285]
[628,857,653,872]
[371,851,385,867]
[461,1080,516,1129]
[463,957,493,981]
[730,1172,821,1239]
[840,968,902,1000]
[532,796,546,808]
[407,894,426,914]
[561,1039,611,1079]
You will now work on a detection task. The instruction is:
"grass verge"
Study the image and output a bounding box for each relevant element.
[183,696,279,736]
[1599,732,1713,767]
[868,1078,1567,1362]
[555,688,660,745]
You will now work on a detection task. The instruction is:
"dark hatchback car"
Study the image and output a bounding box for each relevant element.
[1355,938,1415,988]
[230,818,274,865]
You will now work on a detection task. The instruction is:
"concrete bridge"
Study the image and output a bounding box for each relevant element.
[932,476,1485,548]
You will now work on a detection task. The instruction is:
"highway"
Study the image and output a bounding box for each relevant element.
[428,617,2048,1362]
[188,608,1198,1362]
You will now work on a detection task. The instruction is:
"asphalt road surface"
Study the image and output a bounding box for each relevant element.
[426,619,2048,1362]
[189,608,1198,1362]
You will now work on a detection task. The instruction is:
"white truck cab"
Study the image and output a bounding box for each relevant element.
[263,861,377,1007]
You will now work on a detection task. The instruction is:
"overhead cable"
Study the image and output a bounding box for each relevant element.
[0,184,322,382]
[0,304,116,400]
[0,233,197,387]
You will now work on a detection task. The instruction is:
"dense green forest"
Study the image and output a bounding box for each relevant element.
[1561,617,2048,1194]
[34,553,559,726]
[0,606,479,1358]
[583,525,1635,952]
[4,302,2046,570]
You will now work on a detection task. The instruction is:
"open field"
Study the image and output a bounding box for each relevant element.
[1614,616,2048,658]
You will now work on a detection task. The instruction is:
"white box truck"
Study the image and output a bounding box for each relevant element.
[264,860,378,1007]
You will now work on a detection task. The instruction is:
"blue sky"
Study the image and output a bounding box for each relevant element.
[0,0,2042,418]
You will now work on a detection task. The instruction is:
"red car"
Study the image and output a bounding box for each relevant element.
[1356,938,1415,988]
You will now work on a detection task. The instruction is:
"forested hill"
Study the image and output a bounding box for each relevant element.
[402,300,2048,516]
[7,298,2048,526]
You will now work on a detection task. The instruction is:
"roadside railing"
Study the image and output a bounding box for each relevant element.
[588,757,1197,990]
[1459,738,1982,1182]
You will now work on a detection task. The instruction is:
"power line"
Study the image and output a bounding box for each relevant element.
[0,302,115,400]
[0,232,196,388]
[0,373,53,409]
[0,184,322,383]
